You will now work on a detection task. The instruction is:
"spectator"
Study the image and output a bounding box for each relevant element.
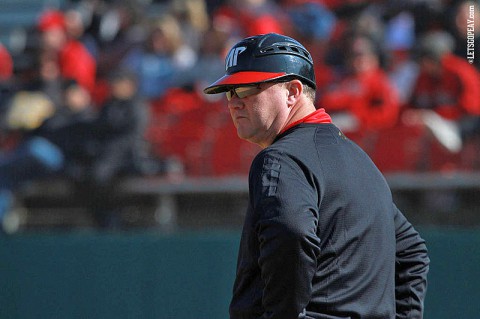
[32,79,96,170]
[384,11,419,105]
[85,69,148,183]
[0,134,64,233]
[320,33,401,133]
[64,6,100,61]
[0,43,14,112]
[0,81,95,230]
[283,0,336,43]
[0,43,13,82]
[172,25,228,96]
[95,2,146,77]
[170,0,210,53]
[405,30,480,157]
[409,31,480,122]
[212,0,287,38]
[409,0,447,36]
[25,51,64,108]
[121,13,196,100]
[38,9,97,96]
[78,69,149,228]
[282,0,338,97]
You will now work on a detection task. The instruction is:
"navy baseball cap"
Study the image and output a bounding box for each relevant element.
[203,33,316,94]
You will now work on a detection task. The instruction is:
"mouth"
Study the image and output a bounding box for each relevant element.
[233,114,247,121]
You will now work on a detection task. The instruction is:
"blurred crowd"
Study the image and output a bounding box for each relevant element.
[0,0,479,228]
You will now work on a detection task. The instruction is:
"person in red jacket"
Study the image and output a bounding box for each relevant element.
[37,9,96,96]
[320,33,400,133]
[406,30,480,167]
[211,0,287,37]
[0,43,13,82]
[410,31,480,121]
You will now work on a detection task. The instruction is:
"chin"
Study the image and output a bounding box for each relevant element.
[236,130,249,140]
[235,128,253,142]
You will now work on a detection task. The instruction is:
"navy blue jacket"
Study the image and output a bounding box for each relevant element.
[230,123,429,319]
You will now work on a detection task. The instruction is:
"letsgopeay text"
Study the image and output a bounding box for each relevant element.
[467,4,475,63]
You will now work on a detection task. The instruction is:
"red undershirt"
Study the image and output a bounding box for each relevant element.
[281,108,332,134]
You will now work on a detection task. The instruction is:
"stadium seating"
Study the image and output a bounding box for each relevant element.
[147,99,479,177]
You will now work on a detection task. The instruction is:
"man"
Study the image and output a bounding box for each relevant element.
[203,33,429,319]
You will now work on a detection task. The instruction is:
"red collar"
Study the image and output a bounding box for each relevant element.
[281,108,332,134]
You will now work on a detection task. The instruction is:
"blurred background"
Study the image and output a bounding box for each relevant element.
[0,0,479,318]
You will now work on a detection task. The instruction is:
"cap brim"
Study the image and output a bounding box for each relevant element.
[203,71,286,94]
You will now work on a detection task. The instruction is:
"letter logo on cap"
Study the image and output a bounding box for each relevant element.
[225,46,246,70]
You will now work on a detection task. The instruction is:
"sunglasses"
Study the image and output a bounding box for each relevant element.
[224,77,300,101]
[225,85,262,101]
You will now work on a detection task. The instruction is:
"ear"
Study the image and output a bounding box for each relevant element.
[286,79,303,106]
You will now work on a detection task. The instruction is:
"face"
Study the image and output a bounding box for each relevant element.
[349,51,379,74]
[419,57,441,77]
[227,82,290,148]
[347,37,379,74]
[65,85,91,112]
[41,27,67,51]
[111,78,137,100]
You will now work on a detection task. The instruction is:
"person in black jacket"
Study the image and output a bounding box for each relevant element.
[80,69,149,228]
[204,33,429,319]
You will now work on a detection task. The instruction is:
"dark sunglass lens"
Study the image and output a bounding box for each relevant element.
[226,89,234,101]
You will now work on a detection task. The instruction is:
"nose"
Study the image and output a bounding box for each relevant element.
[227,95,244,110]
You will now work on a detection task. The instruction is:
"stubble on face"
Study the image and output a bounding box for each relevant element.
[229,83,289,148]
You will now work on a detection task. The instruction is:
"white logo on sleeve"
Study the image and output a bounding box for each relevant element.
[225,46,246,70]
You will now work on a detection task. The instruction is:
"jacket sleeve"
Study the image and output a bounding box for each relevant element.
[251,152,321,319]
[394,204,430,319]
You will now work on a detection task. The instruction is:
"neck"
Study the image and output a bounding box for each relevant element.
[282,100,316,132]
[256,101,316,149]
